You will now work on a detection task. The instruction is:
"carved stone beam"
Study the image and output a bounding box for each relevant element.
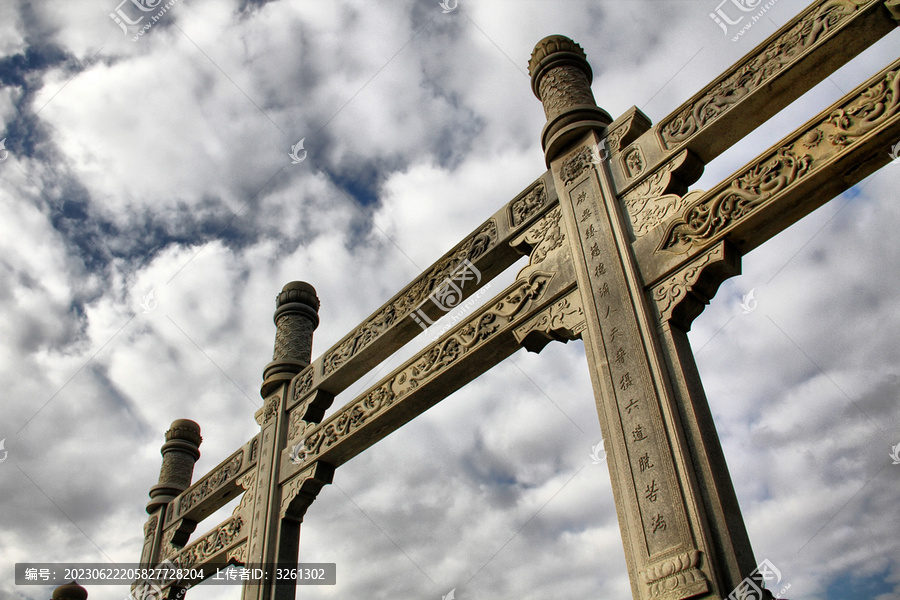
[637,55,900,287]
[280,212,578,484]
[286,171,560,408]
[608,0,899,197]
[163,434,260,527]
[152,471,257,590]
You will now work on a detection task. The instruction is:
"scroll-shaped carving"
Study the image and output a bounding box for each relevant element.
[143,516,158,539]
[168,515,244,570]
[509,181,548,227]
[660,0,877,148]
[177,449,243,515]
[661,63,899,251]
[232,471,256,519]
[640,550,709,599]
[651,242,739,330]
[301,272,554,463]
[288,409,308,444]
[560,146,594,185]
[620,151,703,238]
[513,289,585,353]
[279,461,334,520]
[515,206,565,276]
[226,541,247,565]
[322,219,498,378]
[255,395,281,426]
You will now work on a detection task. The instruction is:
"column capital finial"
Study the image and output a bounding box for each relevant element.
[529,35,612,165]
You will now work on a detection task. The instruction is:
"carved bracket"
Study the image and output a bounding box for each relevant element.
[619,149,704,238]
[514,287,585,353]
[651,241,740,331]
[280,461,335,521]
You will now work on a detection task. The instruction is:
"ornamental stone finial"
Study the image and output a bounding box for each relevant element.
[147,419,202,514]
[51,581,88,600]
[262,281,320,396]
[529,35,612,164]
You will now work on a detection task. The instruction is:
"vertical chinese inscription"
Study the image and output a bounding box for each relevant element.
[564,163,689,559]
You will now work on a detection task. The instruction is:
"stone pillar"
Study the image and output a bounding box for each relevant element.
[147,419,202,513]
[529,35,612,165]
[244,282,322,600]
[261,281,320,397]
[532,36,759,599]
[51,581,87,599]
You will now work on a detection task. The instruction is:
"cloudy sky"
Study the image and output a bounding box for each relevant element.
[1,0,899,599]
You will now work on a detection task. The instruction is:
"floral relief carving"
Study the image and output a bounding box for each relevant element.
[652,244,726,323]
[660,0,877,148]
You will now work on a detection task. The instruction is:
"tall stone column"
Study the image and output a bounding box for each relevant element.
[531,36,759,599]
[244,281,325,600]
[261,281,320,397]
[141,420,202,567]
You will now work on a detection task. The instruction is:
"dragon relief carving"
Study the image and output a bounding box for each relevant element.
[661,63,898,251]
[301,272,553,461]
[322,219,498,378]
[660,0,878,148]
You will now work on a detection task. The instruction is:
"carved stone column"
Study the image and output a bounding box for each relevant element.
[529,35,612,164]
[533,36,759,600]
[143,420,202,567]
[262,281,320,397]
[244,281,328,600]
